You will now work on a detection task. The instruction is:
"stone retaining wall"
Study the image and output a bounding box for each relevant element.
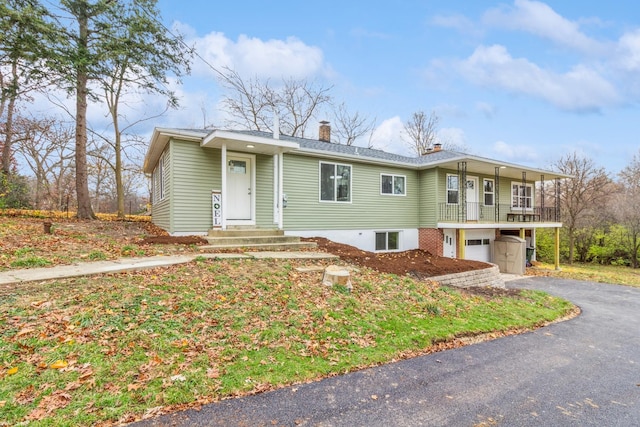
[429,264,505,289]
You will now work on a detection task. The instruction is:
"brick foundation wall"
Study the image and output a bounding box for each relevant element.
[419,228,443,256]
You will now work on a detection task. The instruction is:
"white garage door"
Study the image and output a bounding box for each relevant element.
[465,230,493,262]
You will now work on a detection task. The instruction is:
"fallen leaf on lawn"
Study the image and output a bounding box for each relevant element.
[170,374,186,382]
[15,327,35,338]
[50,360,68,369]
[127,383,142,392]
[206,367,221,379]
[7,366,18,375]
[26,390,72,420]
[0,400,5,407]
[65,381,82,391]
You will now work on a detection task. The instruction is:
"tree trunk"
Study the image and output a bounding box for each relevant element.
[1,60,18,175]
[115,120,125,219]
[74,7,95,220]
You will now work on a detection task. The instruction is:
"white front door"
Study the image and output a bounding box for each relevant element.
[227,154,253,221]
[466,177,478,221]
[443,229,456,258]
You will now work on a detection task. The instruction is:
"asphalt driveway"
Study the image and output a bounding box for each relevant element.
[133,277,640,426]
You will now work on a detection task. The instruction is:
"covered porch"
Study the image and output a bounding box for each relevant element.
[201,130,298,231]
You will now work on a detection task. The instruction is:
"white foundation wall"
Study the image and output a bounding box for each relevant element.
[287,228,419,252]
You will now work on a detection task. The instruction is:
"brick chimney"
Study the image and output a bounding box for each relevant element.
[319,121,331,142]
[433,143,442,152]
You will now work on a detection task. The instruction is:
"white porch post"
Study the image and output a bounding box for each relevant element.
[278,151,284,230]
[273,154,279,225]
[221,143,227,230]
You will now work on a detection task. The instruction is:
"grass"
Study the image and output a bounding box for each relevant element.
[0,258,574,426]
[531,262,640,288]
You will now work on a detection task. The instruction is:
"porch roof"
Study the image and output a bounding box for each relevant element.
[201,130,299,155]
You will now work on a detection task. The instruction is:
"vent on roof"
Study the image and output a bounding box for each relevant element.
[319,121,331,142]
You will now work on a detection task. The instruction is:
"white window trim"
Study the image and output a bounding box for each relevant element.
[446,173,459,205]
[319,161,352,203]
[375,230,401,252]
[153,152,166,202]
[511,181,534,210]
[380,173,406,196]
[483,178,495,207]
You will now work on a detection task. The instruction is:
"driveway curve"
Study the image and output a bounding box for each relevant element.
[133,277,640,426]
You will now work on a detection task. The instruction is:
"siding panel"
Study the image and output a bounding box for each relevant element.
[170,139,220,233]
[283,154,419,230]
[255,154,276,228]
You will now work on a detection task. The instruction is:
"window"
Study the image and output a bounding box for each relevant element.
[375,231,399,251]
[483,179,494,206]
[320,162,351,202]
[153,153,166,201]
[381,174,406,195]
[512,183,533,209]
[446,174,459,204]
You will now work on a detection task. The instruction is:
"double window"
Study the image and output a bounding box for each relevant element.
[320,162,351,202]
[376,231,399,251]
[512,183,533,209]
[381,174,406,195]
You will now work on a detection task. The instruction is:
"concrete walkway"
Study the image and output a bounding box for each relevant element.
[0,252,338,286]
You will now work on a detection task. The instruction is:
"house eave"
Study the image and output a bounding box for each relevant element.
[437,222,564,229]
[201,130,299,155]
[419,153,572,181]
[143,128,209,173]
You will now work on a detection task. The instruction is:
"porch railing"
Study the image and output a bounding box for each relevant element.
[438,203,560,223]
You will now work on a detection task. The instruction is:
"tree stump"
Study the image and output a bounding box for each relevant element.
[322,265,353,291]
[43,221,53,234]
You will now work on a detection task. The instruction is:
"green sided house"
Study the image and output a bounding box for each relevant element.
[142,123,569,268]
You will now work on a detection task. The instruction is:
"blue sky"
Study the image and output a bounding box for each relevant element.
[153,0,640,175]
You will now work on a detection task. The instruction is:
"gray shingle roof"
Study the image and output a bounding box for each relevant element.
[224,129,461,166]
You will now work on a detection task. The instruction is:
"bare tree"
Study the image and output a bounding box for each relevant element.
[616,150,640,268]
[403,110,440,156]
[219,67,332,138]
[0,0,52,176]
[553,152,612,264]
[332,102,375,146]
[14,116,75,209]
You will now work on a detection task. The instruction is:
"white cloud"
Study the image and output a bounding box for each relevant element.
[615,29,640,72]
[369,116,410,155]
[431,14,482,37]
[476,101,497,119]
[492,140,538,162]
[483,0,605,54]
[438,127,468,152]
[457,44,619,111]
[186,27,326,80]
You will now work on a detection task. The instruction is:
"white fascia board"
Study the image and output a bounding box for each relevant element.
[292,147,419,169]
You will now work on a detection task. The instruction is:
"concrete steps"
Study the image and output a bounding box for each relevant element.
[202,228,316,251]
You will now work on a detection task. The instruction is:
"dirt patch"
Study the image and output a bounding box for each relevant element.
[302,237,490,277]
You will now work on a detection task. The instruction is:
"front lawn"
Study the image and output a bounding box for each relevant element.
[0,258,574,426]
[530,262,640,288]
